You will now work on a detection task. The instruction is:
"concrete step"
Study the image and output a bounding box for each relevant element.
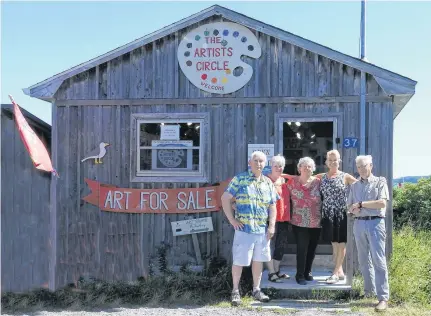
[261,267,351,296]
[280,254,335,271]
[250,299,351,312]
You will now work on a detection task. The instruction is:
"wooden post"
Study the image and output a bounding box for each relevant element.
[171,216,213,266]
[191,234,203,265]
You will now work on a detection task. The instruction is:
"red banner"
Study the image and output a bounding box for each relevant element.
[83,179,230,214]
[9,95,58,177]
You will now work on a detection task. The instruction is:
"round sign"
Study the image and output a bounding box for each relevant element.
[177,22,262,94]
[158,149,184,168]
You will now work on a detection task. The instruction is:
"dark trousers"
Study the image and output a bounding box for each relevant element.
[292,225,321,278]
[273,222,290,261]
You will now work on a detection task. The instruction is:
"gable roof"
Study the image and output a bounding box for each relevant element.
[23,5,416,116]
[1,104,51,137]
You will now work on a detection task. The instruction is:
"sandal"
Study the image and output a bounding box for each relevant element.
[268,272,282,283]
[326,274,340,284]
[339,274,345,281]
[276,271,290,279]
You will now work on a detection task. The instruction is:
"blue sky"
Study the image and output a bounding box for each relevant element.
[2,1,430,178]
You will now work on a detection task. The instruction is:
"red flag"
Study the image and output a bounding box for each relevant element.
[9,95,59,177]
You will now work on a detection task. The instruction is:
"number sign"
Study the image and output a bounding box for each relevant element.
[343,137,359,148]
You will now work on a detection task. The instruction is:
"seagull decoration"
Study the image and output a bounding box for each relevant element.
[81,142,110,164]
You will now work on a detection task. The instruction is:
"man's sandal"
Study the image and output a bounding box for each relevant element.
[268,272,282,283]
[276,271,290,279]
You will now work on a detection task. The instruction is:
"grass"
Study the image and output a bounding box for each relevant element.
[1,256,245,313]
[388,227,431,307]
[2,228,430,315]
[347,226,431,315]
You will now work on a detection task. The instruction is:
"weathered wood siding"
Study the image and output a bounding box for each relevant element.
[1,109,51,293]
[54,17,386,101]
[51,17,393,288]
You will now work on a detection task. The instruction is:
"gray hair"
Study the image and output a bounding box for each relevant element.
[250,150,267,163]
[270,154,286,167]
[297,157,316,172]
[355,155,373,165]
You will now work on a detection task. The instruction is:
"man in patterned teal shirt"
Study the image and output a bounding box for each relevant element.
[221,151,279,306]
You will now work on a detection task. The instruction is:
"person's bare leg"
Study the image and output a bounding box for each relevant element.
[336,243,346,277]
[232,265,243,291]
[252,261,263,289]
[273,259,281,274]
[331,242,338,275]
[267,260,276,274]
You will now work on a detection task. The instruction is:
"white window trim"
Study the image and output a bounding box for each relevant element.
[130,112,210,183]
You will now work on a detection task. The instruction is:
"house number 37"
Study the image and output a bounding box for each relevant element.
[343,137,359,148]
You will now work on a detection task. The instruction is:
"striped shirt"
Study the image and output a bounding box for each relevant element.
[225,171,280,234]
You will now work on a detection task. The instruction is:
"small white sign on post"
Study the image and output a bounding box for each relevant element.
[171,217,214,236]
[247,144,274,166]
[160,125,180,140]
[171,217,214,266]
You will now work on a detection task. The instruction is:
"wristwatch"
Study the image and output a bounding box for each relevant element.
[359,202,363,209]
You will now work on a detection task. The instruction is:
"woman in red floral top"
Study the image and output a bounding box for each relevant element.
[285,157,322,285]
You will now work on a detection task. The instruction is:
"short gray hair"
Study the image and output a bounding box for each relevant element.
[250,150,267,163]
[270,154,286,167]
[297,157,316,172]
[355,155,373,165]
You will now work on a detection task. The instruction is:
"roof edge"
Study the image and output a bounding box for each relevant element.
[1,104,52,133]
[23,4,417,102]
[23,5,221,97]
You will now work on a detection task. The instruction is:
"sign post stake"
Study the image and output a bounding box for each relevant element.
[191,234,203,265]
[171,216,214,266]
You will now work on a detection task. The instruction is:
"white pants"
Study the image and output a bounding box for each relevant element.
[232,230,271,266]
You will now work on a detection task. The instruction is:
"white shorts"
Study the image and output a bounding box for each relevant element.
[232,230,271,266]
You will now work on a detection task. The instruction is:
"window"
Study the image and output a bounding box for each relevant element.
[131,113,210,183]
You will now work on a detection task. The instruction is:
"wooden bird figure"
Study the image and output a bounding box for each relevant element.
[81,142,110,164]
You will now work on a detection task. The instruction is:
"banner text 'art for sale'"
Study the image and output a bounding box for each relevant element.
[82,179,229,214]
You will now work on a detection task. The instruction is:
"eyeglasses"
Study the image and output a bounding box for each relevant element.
[356,164,369,169]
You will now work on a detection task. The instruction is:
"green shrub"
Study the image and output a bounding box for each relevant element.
[389,226,431,307]
[393,177,431,230]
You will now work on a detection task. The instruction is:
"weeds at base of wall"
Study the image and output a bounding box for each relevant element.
[0,254,251,313]
[3,228,430,313]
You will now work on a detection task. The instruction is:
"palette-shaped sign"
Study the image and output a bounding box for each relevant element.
[178,22,262,94]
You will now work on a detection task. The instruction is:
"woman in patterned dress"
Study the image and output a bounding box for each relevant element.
[285,157,322,285]
[319,150,357,284]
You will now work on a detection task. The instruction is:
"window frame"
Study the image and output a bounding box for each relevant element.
[130,112,210,183]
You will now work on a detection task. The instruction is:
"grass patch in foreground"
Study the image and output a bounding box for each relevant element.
[389,227,431,307]
[350,299,431,316]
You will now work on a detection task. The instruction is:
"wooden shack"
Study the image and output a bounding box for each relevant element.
[1,104,51,293]
[23,5,416,291]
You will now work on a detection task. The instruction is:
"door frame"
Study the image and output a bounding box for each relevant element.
[274,112,344,255]
[275,112,343,156]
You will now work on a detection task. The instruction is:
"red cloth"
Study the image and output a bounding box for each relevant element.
[269,177,291,222]
[276,183,291,222]
[11,96,58,176]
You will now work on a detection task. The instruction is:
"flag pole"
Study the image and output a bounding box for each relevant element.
[359,0,367,155]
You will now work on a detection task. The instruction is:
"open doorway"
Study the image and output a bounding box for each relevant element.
[282,121,334,175]
[278,118,339,255]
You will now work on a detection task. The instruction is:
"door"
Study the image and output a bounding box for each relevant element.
[275,114,342,254]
